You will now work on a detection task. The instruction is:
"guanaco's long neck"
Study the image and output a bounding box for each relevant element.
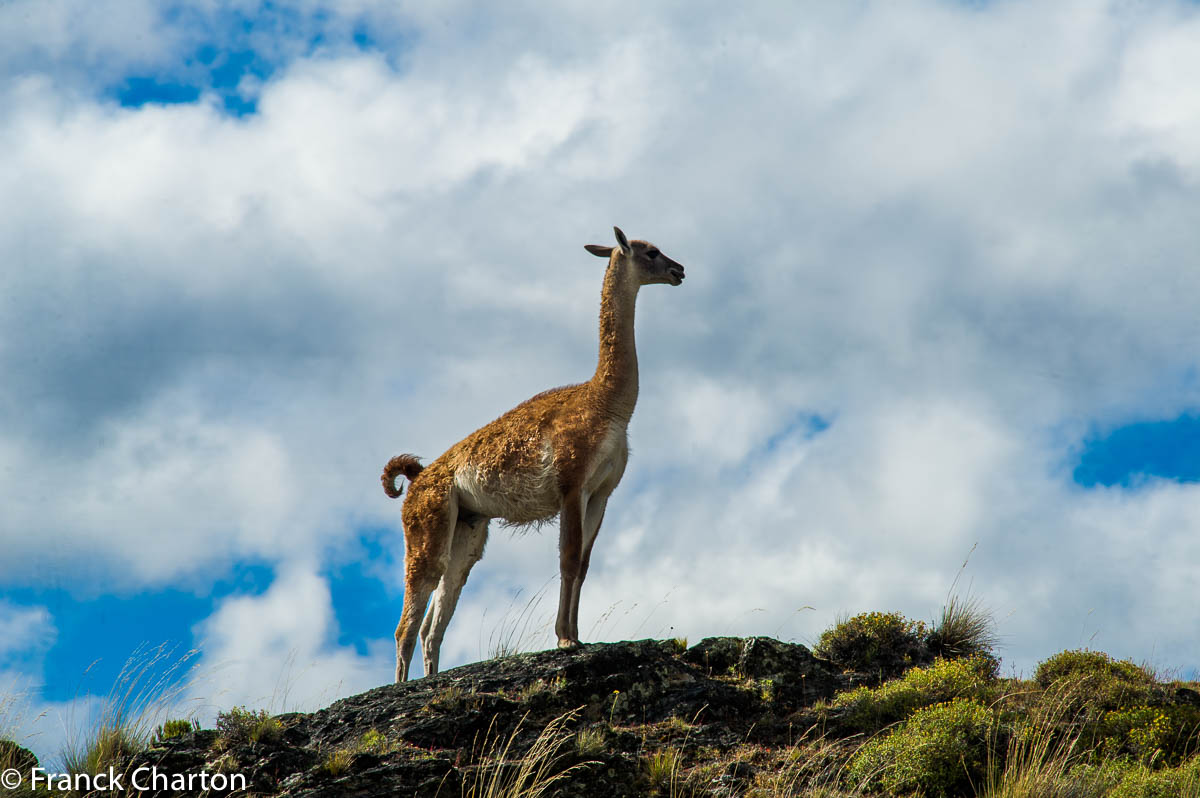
[590,261,640,422]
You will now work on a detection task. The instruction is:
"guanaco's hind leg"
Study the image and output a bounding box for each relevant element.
[395,487,457,682]
[419,515,489,676]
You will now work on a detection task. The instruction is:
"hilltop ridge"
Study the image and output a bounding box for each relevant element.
[131,637,847,796]
[10,621,1200,797]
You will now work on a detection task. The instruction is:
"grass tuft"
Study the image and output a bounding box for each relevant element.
[931,591,1001,666]
[643,747,682,794]
[981,679,1092,798]
[484,584,553,661]
[60,644,198,785]
[324,746,354,776]
[575,726,606,758]
[465,709,589,798]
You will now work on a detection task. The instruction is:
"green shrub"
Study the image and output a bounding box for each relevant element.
[1035,650,1153,691]
[155,718,198,741]
[318,729,399,779]
[815,611,932,679]
[831,656,998,732]
[215,706,281,746]
[1072,758,1134,794]
[1106,754,1200,798]
[252,716,282,743]
[1098,704,1200,766]
[848,698,994,797]
[357,728,396,755]
[1034,650,1158,715]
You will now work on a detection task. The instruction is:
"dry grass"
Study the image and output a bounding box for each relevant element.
[759,729,865,797]
[980,681,1093,798]
[61,645,199,782]
[483,583,554,661]
[461,709,590,798]
[575,726,606,757]
[643,747,683,794]
[324,746,354,776]
[1,689,43,798]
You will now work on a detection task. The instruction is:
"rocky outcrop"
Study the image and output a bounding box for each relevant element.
[129,637,847,797]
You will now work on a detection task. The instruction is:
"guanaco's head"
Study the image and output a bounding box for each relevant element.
[585,226,685,287]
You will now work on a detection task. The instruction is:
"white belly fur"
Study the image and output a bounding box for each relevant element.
[453,440,560,525]
[452,423,629,525]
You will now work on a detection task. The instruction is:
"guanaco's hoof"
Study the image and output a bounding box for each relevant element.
[557,639,581,651]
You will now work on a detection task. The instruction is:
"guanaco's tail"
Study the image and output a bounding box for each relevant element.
[382,454,424,498]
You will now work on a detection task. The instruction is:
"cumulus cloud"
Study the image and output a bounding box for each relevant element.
[0,0,173,85]
[0,602,57,757]
[191,563,391,713]
[0,602,55,667]
[3,0,1199,713]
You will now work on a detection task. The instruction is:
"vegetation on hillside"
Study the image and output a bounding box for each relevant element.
[2,600,1197,797]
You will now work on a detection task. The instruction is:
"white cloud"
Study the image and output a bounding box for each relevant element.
[0,0,173,83]
[191,563,391,713]
[0,602,55,664]
[0,602,59,763]
[1110,8,1200,170]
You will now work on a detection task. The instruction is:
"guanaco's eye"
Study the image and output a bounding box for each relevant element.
[646,249,660,260]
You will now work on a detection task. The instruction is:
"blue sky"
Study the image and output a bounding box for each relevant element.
[3,0,1200,765]
[109,3,389,115]
[1076,416,1200,488]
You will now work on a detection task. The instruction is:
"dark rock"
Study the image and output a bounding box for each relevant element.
[1175,686,1200,706]
[682,637,745,675]
[683,636,845,711]
[122,638,846,797]
[723,759,756,782]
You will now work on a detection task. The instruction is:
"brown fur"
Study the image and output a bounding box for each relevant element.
[381,454,424,498]
[383,227,684,681]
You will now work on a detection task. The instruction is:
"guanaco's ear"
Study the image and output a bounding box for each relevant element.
[584,244,613,257]
[613,226,631,255]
